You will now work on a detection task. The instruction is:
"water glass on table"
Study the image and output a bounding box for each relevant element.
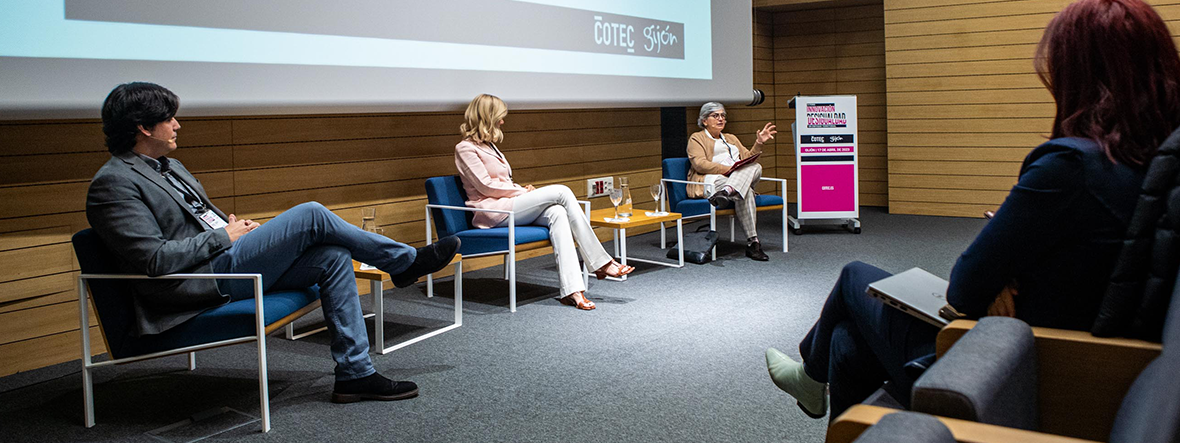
[646,183,668,216]
[608,188,628,222]
[359,208,381,270]
[361,207,377,231]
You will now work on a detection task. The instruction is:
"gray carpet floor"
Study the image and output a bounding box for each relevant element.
[0,207,987,442]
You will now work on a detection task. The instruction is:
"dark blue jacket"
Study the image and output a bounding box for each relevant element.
[947,138,1146,330]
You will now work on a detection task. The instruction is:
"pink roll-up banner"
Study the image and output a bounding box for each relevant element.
[790,95,860,232]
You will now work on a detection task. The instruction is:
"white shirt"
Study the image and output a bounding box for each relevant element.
[703,131,740,189]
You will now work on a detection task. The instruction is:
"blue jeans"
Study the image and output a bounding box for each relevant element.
[210,202,417,381]
[798,261,940,418]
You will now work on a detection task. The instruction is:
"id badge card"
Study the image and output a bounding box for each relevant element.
[199,210,229,230]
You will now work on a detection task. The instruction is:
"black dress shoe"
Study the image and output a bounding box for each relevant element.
[331,372,418,403]
[708,189,734,208]
[746,241,769,261]
[392,236,460,288]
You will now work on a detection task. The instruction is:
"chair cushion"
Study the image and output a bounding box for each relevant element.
[454,226,551,255]
[673,194,785,218]
[425,176,474,238]
[863,387,906,410]
[122,286,320,357]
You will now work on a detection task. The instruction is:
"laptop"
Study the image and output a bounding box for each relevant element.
[866,268,962,327]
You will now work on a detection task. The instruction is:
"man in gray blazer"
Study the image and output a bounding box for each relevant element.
[87,82,459,403]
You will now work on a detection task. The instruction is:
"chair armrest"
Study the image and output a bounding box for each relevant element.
[828,405,1099,443]
[661,177,714,193]
[79,273,269,345]
[915,318,1038,430]
[936,320,1162,357]
[760,177,788,198]
[80,273,265,305]
[81,273,262,280]
[848,411,956,443]
[424,203,513,215]
[936,319,1162,440]
[578,200,591,221]
[425,203,516,242]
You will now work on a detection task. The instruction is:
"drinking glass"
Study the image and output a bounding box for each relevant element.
[609,188,624,221]
[361,207,376,231]
[650,183,666,216]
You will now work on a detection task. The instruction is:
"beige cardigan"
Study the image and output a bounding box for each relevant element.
[685,130,763,198]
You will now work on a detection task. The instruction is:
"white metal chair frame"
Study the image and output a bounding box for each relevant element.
[79,273,280,432]
[658,176,789,259]
[424,200,591,312]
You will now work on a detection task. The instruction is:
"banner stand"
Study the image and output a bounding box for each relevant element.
[788,95,861,234]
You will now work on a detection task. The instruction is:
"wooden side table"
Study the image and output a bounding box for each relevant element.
[588,208,683,281]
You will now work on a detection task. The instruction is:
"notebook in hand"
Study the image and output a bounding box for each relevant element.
[723,152,761,176]
[866,268,965,327]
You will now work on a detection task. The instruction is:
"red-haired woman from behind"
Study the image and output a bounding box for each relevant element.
[764,0,1180,421]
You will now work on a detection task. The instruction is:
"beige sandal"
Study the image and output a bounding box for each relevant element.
[593,261,635,280]
[559,292,596,310]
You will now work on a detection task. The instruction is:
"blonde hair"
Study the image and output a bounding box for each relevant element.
[460,94,507,144]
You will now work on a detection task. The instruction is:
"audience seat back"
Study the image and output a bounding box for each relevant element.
[1109,350,1180,442]
[1110,269,1180,442]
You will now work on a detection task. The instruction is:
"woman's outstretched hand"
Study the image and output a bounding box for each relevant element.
[756,122,777,144]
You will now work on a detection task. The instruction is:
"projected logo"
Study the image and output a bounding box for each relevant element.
[593,15,685,59]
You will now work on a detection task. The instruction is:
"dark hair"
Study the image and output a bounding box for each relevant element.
[101,82,179,154]
[1036,0,1180,166]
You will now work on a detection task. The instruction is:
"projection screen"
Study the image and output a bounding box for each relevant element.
[0,0,752,119]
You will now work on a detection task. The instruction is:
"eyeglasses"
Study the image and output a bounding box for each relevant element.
[708,112,727,120]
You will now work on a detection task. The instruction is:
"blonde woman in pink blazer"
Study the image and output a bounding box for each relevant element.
[454,94,633,310]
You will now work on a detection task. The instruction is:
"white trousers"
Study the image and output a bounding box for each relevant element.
[712,162,762,240]
[496,185,612,297]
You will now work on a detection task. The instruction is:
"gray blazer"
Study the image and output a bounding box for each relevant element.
[86,151,233,335]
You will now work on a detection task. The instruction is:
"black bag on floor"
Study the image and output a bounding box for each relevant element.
[666,230,718,264]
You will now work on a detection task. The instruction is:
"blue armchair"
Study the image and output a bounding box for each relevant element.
[424,176,590,312]
[72,229,322,433]
[660,158,788,258]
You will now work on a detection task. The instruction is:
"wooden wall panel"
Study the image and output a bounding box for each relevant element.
[771,0,888,206]
[0,327,106,377]
[883,0,1180,216]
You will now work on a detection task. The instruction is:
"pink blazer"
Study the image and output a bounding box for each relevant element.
[454,139,527,228]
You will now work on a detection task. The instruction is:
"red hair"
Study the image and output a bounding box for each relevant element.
[1036,0,1180,166]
